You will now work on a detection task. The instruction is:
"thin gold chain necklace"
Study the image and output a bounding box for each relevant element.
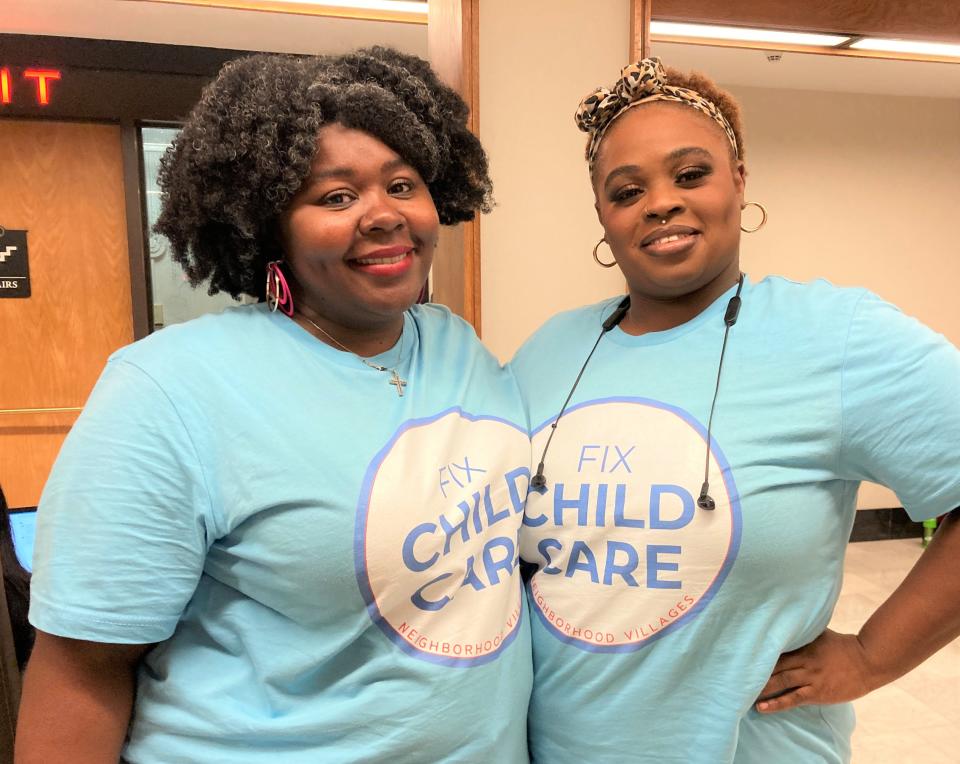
[298,314,407,397]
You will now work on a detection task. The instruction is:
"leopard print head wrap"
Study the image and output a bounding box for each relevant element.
[576,57,739,170]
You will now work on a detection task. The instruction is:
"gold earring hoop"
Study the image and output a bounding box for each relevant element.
[740,201,768,233]
[592,238,617,268]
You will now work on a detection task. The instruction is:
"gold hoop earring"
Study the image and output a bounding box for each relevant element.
[740,201,768,233]
[592,238,617,268]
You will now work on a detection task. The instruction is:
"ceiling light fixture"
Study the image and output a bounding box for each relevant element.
[270,0,425,13]
[650,21,850,48]
[849,38,960,58]
[128,0,428,24]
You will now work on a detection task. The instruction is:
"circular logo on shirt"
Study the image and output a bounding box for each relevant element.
[356,408,531,666]
[523,397,741,652]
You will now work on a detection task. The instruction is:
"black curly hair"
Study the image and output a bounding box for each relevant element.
[155,47,492,300]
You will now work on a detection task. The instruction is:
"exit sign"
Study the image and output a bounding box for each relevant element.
[1,67,62,107]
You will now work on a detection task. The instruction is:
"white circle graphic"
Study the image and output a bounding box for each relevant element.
[356,408,531,666]
[523,398,741,652]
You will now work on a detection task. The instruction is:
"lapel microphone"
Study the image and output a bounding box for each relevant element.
[530,274,745,513]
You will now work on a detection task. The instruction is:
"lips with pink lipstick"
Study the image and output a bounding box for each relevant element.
[640,225,700,257]
[349,244,416,276]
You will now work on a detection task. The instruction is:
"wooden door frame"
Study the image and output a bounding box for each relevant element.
[632,0,653,60]
[427,0,482,333]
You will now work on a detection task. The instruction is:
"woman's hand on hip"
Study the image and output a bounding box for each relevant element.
[754,628,880,714]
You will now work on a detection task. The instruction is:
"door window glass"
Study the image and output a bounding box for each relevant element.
[141,126,245,330]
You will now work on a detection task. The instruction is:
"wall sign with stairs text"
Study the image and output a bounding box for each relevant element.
[0,229,31,298]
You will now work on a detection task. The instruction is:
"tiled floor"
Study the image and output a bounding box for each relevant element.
[829,539,960,763]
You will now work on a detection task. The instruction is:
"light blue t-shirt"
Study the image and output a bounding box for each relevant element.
[31,303,533,764]
[509,277,960,764]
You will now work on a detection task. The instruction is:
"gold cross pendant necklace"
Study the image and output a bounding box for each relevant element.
[298,314,408,397]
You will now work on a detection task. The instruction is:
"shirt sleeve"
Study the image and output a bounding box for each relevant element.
[839,292,960,521]
[29,358,218,644]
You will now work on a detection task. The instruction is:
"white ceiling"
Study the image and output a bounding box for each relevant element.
[1,0,428,56]
[2,3,958,98]
[653,42,960,99]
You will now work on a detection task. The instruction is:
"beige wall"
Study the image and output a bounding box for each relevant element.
[478,0,629,362]
[736,87,960,347]
[480,65,960,510]
[737,87,960,509]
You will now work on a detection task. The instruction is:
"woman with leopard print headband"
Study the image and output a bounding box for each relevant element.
[511,57,960,764]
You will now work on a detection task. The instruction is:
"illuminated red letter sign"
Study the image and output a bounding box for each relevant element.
[0,69,11,105]
[23,69,61,105]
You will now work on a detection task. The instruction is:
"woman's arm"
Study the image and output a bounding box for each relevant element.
[15,631,153,763]
[756,510,960,712]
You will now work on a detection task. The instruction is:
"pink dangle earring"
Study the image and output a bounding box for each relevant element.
[265,260,294,316]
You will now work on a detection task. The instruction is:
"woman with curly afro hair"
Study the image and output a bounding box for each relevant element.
[20,48,532,763]
[511,58,960,764]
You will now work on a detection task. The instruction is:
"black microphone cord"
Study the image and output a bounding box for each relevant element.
[530,296,630,490]
[530,274,745,509]
[697,273,744,509]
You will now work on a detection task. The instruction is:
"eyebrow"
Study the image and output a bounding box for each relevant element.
[602,146,715,192]
[306,157,411,185]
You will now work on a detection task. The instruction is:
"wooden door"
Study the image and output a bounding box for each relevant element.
[0,120,133,508]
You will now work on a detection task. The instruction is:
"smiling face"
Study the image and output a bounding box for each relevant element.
[278,123,440,337]
[593,103,746,315]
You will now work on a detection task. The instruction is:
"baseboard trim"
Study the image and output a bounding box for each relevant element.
[850,507,923,542]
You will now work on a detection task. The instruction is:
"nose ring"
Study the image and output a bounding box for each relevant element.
[643,208,668,225]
